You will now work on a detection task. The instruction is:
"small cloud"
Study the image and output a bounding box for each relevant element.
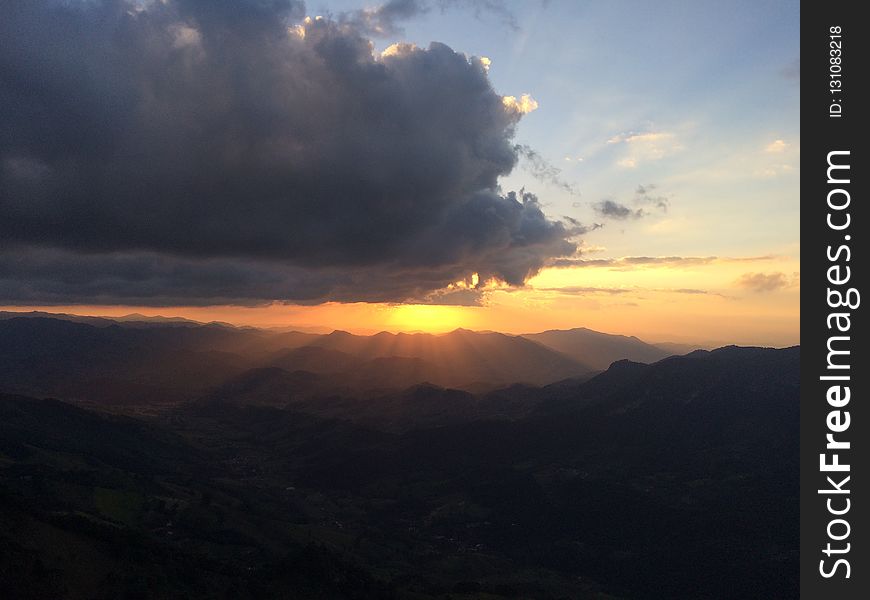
[735,272,790,293]
[765,139,788,154]
[421,287,485,306]
[592,185,669,221]
[340,0,521,38]
[634,183,669,212]
[608,129,681,168]
[538,286,632,296]
[515,144,579,195]
[339,0,426,37]
[502,94,539,115]
[549,255,774,270]
[593,199,644,220]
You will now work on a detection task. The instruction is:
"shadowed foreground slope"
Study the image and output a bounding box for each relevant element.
[0,345,798,599]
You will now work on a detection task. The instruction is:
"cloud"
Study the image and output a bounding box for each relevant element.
[514,144,580,195]
[593,200,644,220]
[634,183,670,212]
[502,94,539,115]
[765,139,789,153]
[538,286,632,295]
[339,0,519,37]
[339,0,427,37]
[549,255,776,269]
[592,185,669,221]
[535,285,727,299]
[0,1,584,306]
[608,129,682,168]
[735,272,791,293]
[437,0,520,32]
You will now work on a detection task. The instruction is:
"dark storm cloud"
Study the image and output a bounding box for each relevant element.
[0,0,582,306]
[0,246,493,306]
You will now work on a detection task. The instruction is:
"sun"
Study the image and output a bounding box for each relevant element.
[387,304,473,333]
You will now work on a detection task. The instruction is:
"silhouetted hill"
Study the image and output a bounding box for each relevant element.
[536,344,800,417]
[308,328,592,386]
[0,317,255,408]
[267,346,367,373]
[0,342,798,599]
[522,327,672,370]
[0,317,599,405]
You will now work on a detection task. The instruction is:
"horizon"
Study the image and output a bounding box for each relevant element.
[0,306,797,349]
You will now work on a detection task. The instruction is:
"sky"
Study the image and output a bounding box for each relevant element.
[0,0,800,346]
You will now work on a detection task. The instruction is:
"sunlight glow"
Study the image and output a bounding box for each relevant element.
[386,304,472,333]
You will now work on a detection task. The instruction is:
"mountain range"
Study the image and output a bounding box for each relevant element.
[0,313,701,409]
[0,313,797,599]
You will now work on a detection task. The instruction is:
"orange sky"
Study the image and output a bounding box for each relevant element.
[3,254,799,347]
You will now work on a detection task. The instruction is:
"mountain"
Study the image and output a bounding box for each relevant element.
[307,328,593,387]
[653,340,708,355]
[0,317,595,406]
[522,327,672,370]
[0,344,798,599]
[0,314,782,419]
[288,345,799,599]
[0,317,257,408]
[0,310,223,329]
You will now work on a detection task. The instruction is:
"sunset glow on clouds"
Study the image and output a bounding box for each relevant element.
[0,0,799,346]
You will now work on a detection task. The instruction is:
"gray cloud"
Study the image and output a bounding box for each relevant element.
[437,0,520,31]
[592,184,669,220]
[593,200,644,220]
[514,144,580,195]
[338,0,518,37]
[338,0,427,37]
[0,0,583,306]
[634,183,670,212]
[536,284,728,299]
[593,183,672,221]
[538,286,631,296]
[550,256,720,269]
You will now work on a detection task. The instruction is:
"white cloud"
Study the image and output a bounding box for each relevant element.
[608,129,682,168]
[765,139,788,153]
